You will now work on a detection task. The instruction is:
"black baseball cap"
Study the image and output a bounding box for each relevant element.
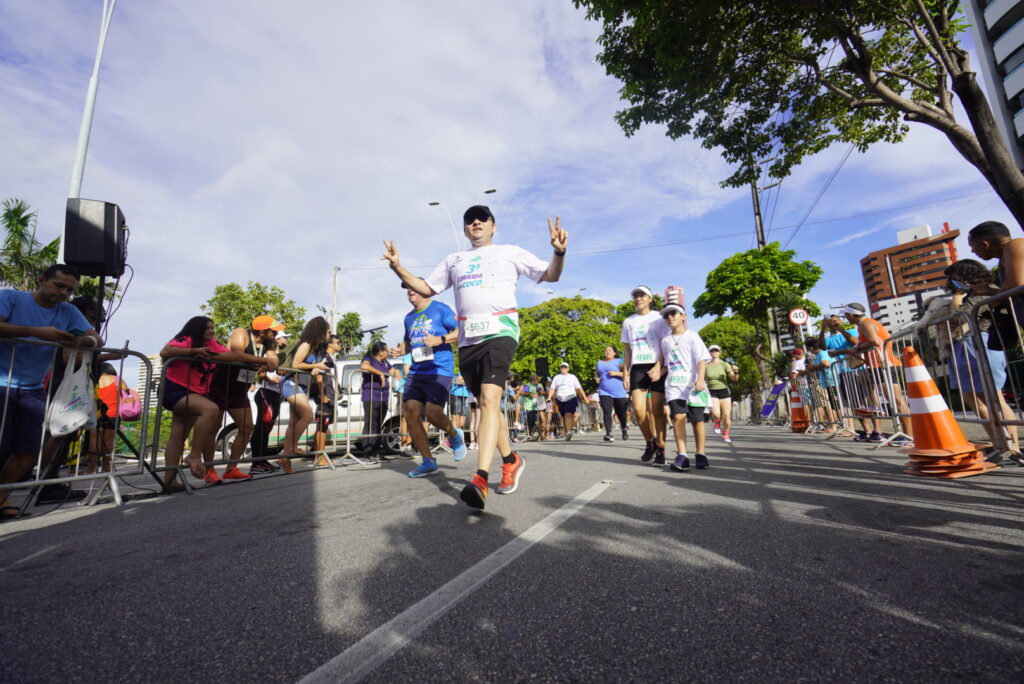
[463,205,495,224]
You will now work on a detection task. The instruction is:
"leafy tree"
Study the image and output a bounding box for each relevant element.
[698,316,763,403]
[0,198,59,290]
[201,281,306,340]
[513,296,621,393]
[335,311,363,356]
[693,242,822,395]
[574,0,1024,226]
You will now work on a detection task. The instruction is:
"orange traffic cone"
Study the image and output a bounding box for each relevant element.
[899,346,997,479]
[790,385,809,433]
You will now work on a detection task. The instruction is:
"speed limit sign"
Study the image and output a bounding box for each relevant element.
[788,308,809,326]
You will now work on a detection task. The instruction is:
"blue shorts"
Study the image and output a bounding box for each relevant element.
[403,374,452,407]
[281,377,306,400]
[0,386,46,455]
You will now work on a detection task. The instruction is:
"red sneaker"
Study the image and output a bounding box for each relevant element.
[204,469,222,485]
[459,474,489,510]
[222,467,252,482]
[497,452,526,495]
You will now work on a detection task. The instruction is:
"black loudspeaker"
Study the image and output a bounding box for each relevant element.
[534,357,549,378]
[64,198,127,277]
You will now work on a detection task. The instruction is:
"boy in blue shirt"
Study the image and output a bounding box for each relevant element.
[391,282,466,477]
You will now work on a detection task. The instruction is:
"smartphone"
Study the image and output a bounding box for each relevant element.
[68,327,87,336]
[950,279,971,292]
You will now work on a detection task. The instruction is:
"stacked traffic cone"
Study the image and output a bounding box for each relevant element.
[899,346,998,479]
[790,385,809,433]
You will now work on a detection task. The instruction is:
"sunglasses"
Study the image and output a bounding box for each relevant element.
[464,211,493,225]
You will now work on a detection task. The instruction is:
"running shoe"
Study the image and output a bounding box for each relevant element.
[468,442,479,451]
[408,457,439,478]
[450,428,467,462]
[621,429,628,441]
[249,462,277,475]
[603,434,614,442]
[460,474,489,510]
[640,441,655,463]
[221,467,252,482]
[652,449,666,466]
[566,433,573,442]
[867,432,885,443]
[670,454,690,472]
[497,452,526,495]
[853,431,869,442]
[713,420,722,435]
[887,438,914,448]
[204,469,222,486]
[722,432,732,444]
[695,453,710,470]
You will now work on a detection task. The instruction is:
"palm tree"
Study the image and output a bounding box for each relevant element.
[0,198,59,291]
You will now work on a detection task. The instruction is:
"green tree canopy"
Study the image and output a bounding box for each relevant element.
[574,0,1024,226]
[692,242,822,323]
[201,281,306,340]
[335,311,363,356]
[0,198,59,291]
[513,296,621,393]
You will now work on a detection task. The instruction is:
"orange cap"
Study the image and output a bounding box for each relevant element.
[251,315,278,331]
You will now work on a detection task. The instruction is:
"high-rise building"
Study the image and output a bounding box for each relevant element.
[965,0,1024,170]
[860,224,959,330]
[135,354,162,410]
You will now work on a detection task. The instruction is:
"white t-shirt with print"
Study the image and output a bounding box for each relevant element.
[659,330,712,403]
[621,311,669,366]
[549,373,582,402]
[426,243,548,348]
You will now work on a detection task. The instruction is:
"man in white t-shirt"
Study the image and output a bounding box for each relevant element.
[382,205,567,510]
[653,304,712,471]
[621,285,670,465]
[547,362,590,441]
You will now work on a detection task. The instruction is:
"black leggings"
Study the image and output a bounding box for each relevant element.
[249,388,282,463]
[600,395,628,435]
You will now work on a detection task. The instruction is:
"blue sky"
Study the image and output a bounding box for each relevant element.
[0,1,1018,384]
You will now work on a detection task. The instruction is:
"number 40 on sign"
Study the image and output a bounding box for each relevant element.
[788,308,809,326]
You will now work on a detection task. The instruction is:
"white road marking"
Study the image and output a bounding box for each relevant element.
[299,481,612,684]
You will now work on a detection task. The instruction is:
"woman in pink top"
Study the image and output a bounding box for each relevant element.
[159,316,232,490]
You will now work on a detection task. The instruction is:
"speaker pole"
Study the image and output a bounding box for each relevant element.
[64,0,118,260]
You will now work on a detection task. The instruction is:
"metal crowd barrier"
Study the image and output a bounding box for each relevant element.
[0,338,156,514]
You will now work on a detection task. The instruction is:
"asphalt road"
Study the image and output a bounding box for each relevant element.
[2,425,1022,682]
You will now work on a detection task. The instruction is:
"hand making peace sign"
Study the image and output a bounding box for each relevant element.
[548,216,568,253]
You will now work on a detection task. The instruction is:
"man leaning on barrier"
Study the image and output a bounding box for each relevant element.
[0,264,103,519]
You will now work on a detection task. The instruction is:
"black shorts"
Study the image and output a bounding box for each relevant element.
[0,386,46,455]
[556,397,579,415]
[629,363,665,394]
[458,337,517,397]
[404,374,452,407]
[208,380,250,411]
[668,399,704,423]
[709,388,731,400]
[161,379,192,412]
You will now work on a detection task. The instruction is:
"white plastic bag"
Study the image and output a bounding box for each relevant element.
[45,351,96,436]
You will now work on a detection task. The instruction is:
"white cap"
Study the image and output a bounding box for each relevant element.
[834,302,866,316]
[661,304,685,317]
[631,285,652,297]
[275,331,289,340]
[560,362,570,369]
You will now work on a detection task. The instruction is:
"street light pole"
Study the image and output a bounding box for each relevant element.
[330,266,340,332]
[68,0,117,200]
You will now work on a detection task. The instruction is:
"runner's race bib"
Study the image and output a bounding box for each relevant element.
[412,345,435,363]
[668,370,691,387]
[688,388,711,408]
[464,313,496,337]
[633,345,655,364]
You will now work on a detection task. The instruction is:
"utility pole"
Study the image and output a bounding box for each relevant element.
[750,179,767,250]
[752,161,782,357]
[330,266,340,333]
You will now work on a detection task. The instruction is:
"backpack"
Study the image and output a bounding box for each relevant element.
[275,338,301,376]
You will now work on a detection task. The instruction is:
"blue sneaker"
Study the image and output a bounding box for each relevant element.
[695,453,710,469]
[450,428,467,462]
[670,454,690,472]
[408,458,439,478]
